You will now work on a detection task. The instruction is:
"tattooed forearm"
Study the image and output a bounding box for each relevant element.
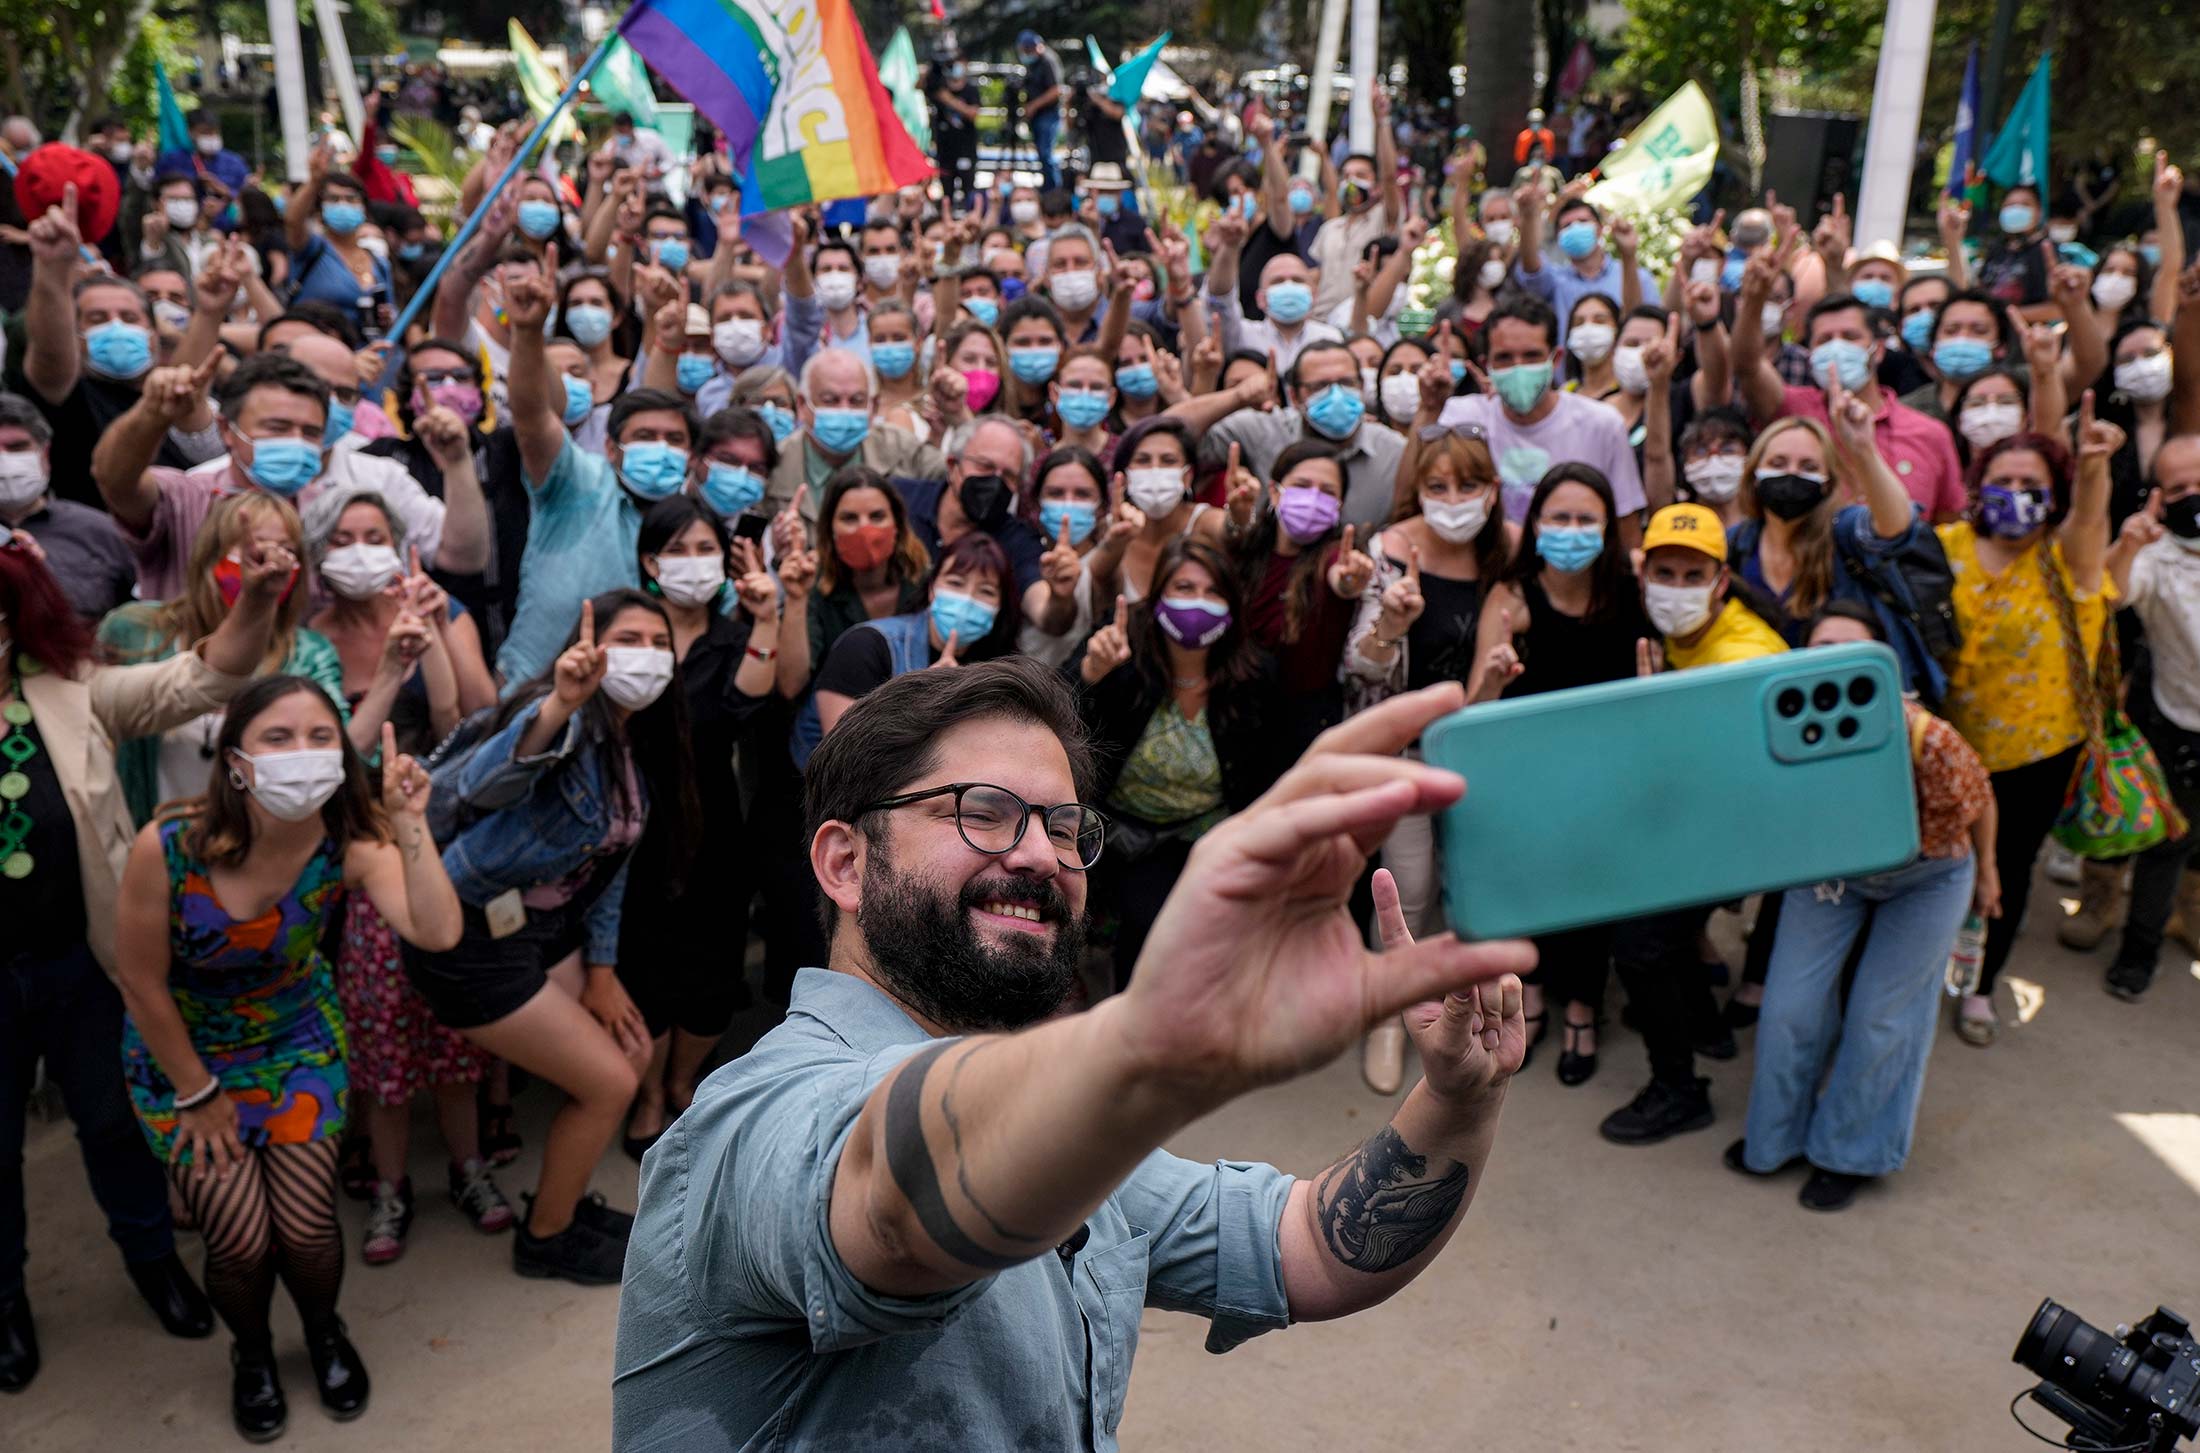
[942,1042,1050,1247]
[880,1041,1039,1271]
[1312,1126,1470,1273]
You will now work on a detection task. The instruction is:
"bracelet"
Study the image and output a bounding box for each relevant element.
[173,1076,223,1111]
[745,644,778,662]
[1371,632,1403,650]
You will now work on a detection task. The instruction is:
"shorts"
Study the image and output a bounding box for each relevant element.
[406,898,590,1031]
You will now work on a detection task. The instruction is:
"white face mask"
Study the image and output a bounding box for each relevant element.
[1612,345,1650,396]
[2091,272,2139,311]
[714,317,766,366]
[1420,494,1489,543]
[1644,581,1715,637]
[1050,269,1099,311]
[318,542,403,600]
[1360,366,1379,406]
[1569,323,1616,365]
[1478,259,1508,292]
[162,198,201,230]
[2116,351,2174,403]
[2048,223,2078,245]
[652,554,726,607]
[1761,305,1787,339]
[1379,372,1424,422]
[1691,258,1721,289]
[1958,401,2024,450]
[233,748,346,822]
[196,135,222,156]
[814,273,859,311]
[600,645,676,709]
[1009,199,1040,225]
[0,451,50,511]
[1683,455,1745,503]
[1126,467,1187,517]
[863,254,902,290]
[1483,219,1515,247]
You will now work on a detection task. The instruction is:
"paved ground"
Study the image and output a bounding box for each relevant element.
[12,885,2198,1451]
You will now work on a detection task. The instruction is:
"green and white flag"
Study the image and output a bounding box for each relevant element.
[1583,81,1720,216]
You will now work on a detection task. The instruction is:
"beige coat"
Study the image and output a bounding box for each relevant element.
[19,648,252,974]
[765,422,945,524]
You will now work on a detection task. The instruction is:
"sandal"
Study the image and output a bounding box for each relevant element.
[479,1091,521,1168]
[1955,994,1999,1047]
[1556,1013,1599,1087]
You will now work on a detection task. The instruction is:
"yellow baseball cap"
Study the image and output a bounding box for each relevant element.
[1643,503,1728,562]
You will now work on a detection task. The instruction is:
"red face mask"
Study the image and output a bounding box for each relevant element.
[213,551,299,608]
[834,521,899,572]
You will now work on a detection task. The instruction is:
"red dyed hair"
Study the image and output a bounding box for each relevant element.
[1966,430,2076,527]
[0,540,94,679]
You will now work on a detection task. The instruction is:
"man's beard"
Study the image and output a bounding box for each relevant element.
[854,844,1085,1033]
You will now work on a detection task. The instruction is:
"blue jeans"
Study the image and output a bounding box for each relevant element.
[1029,110,1062,190]
[1,942,176,1298]
[1743,853,1975,1177]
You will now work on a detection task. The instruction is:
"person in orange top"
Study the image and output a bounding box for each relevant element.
[1514,108,1558,168]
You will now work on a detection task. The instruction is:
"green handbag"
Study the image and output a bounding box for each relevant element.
[2039,550,2188,859]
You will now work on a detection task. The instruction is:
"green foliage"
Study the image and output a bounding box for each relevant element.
[1613,0,1881,115]
[104,16,202,129]
[389,116,467,223]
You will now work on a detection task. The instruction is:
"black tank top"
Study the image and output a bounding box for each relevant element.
[1506,574,1649,698]
[1406,571,1482,691]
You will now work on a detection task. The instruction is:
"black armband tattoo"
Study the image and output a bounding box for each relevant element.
[1312,1126,1469,1273]
[880,1040,1045,1272]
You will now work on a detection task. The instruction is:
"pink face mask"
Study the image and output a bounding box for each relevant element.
[964,367,1002,412]
[1132,279,1156,302]
[415,379,484,424]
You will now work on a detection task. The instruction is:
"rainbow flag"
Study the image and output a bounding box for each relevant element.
[618,0,931,219]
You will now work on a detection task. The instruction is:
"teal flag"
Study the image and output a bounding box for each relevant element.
[878,28,931,155]
[593,36,660,129]
[1982,54,2051,190]
[1107,32,1170,107]
[155,59,192,155]
[1085,36,1111,77]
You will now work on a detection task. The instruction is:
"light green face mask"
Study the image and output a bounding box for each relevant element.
[1492,361,1552,413]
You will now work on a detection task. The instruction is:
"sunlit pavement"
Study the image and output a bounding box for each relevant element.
[13,879,2196,1451]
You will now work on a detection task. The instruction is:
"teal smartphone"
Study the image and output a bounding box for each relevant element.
[1423,642,1920,941]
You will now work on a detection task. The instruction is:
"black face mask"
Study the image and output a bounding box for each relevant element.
[958,472,1012,529]
[854,847,1085,1033]
[1756,471,1830,521]
[2167,494,2200,540]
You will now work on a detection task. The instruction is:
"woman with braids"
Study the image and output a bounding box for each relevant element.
[114,679,461,1440]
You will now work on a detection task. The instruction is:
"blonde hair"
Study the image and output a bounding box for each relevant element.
[157,492,307,668]
[1739,415,1839,622]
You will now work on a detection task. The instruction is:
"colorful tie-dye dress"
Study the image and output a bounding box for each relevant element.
[121,818,350,1165]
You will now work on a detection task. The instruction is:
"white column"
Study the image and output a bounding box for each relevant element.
[310,0,368,145]
[1306,0,1347,150]
[1347,0,1377,153]
[1855,0,1938,250]
[267,0,315,183]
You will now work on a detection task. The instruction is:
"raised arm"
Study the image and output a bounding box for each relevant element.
[1371,84,1401,227]
[501,242,568,485]
[1825,373,1919,539]
[285,141,330,253]
[2051,264,2108,393]
[1612,215,1644,313]
[91,355,220,532]
[1363,216,1424,325]
[1730,240,1797,424]
[432,185,519,343]
[22,184,88,406]
[1163,347,1272,435]
[2021,319,2070,438]
[197,535,293,676]
[1639,313,1680,510]
[1252,113,1294,241]
[1683,280,1731,413]
[350,723,464,952]
[1936,193,1973,290]
[2063,390,2119,593]
[2149,153,2187,326]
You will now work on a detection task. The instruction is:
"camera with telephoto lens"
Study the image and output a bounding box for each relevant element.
[2014,1299,2199,1451]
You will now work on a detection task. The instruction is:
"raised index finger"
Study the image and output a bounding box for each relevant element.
[578,597,595,650]
[2080,387,2097,433]
[1370,867,1414,951]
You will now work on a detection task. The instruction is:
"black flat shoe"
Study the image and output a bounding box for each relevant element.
[126,1252,215,1338]
[0,1291,38,1393]
[305,1317,370,1420]
[1723,994,1761,1029]
[1555,1016,1599,1087]
[622,1127,665,1163]
[1799,1167,1871,1212]
[230,1341,287,1442]
[1723,1137,1800,1178]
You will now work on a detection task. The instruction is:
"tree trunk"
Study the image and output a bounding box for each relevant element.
[65,0,157,141]
[1461,0,1535,174]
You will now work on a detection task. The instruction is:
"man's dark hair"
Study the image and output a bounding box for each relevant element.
[1555,197,1603,228]
[1485,293,1559,348]
[812,238,859,273]
[859,218,905,245]
[1288,339,1358,391]
[259,302,362,351]
[1931,287,2020,355]
[643,203,688,232]
[216,353,331,419]
[1038,188,1073,219]
[608,387,701,445]
[0,392,54,446]
[1803,292,1874,343]
[804,657,1097,928]
[700,404,779,474]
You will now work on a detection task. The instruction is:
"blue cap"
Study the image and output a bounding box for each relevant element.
[1017,29,1041,47]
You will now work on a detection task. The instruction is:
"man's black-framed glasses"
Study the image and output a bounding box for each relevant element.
[861,783,1108,870]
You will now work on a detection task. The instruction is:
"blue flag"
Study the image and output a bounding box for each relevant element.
[1107,32,1170,108]
[1947,42,1980,196]
[1982,53,2051,191]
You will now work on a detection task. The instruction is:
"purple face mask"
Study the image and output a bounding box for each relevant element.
[1276,484,1341,544]
[1154,596,1232,648]
[1978,483,2053,539]
[416,378,484,424]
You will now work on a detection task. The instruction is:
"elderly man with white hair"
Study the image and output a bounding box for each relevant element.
[764,347,948,522]
[892,415,1046,595]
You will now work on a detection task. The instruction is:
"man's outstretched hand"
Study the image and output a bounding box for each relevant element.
[1373,868,1527,1103]
[1116,683,1535,1101]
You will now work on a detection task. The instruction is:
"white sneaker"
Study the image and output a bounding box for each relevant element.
[2044,842,2082,886]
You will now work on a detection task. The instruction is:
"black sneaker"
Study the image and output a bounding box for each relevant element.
[573,1191,635,1237]
[1691,1011,1739,1061]
[2105,959,2155,1002]
[1723,1137,1799,1178]
[1599,1078,1715,1146]
[513,1217,628,1286]
[1798,1167,1870,1212]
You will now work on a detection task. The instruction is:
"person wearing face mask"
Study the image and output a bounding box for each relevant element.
[0,393,136,621]
[1675,409,1755,526]
[925,45,983,212]
[1973,183,2055,311]
[1561,293,1625,400]
[283,143,393,338]
[897,417,1046,597]
[694,236,824,419]
[1439,236,1509,338]
[1204,211,1343,373]
[1935,415,2119,1045]
[867,300,935,439]
[808,239,872,352]
[121,170,199,281]
[1307,85,1401,316]
[1110,322,1180,430]
[1638,502,1788,667]
[1899,288,2103,427]
[0,527,288,1398]
[763,347,945,524]
[114,675,459,1437]
[158,113,250,200]
[410,589,700,1284]
[1232,442,1366,749]
[1948,368,2039,466]
[1016,447,1115,665]
[857,220,912,316]
[2097,318,2181,521]
[553,269,637,414]
[1510,179,1661,348]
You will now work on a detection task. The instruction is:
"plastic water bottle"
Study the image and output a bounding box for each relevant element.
[1945,913,1986,997]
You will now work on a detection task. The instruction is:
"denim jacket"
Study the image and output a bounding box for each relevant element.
[429,698,641,963]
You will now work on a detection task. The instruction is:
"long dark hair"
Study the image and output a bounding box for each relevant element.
[1388,428,1510,585]
[1968,431,2075,531]
[1501,462,1636,623]
[636,494,731,611]
[814,464,928,596]
[928,532,1021,660]
[171,676,387,868]
[489,589,703,890]
[1235,441,1345,645]
[0,537,94,680]
[1020,446,1106,535]
[556,267,639,360]
[1129,538,1260,698]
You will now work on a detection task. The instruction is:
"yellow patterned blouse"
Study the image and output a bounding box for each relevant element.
[1935,522,2110,774]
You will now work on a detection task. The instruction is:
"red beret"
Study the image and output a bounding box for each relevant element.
[13,144,121,246]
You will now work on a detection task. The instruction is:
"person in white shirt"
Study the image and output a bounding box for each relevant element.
[1204,208,1343,376]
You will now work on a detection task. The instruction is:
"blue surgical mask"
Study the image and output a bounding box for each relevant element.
[84,321,154,380]
[676,353,715,394]
[322,201,365,235]
[561,374,595,426]
[1265,281,1314,325]
[1039,500,1098,545]
[1096,193,1120,218]
[655,238,690,271]
[1851,279,1894,311]
[1720,256,1747,292]
[1900,309,1935,352]
[1491,361,1553,413]
[322,399,355,446]
[241,436,324,496]
[1808,339,1872,392]
[397,241,425,263]
[617,441,690,499]
[565,303,613,348]
[758,402,799,443]
[1057,389,1111,429]
[929,589,996,645]
[2140,244,2163,267]
[517,200,561,240]
[701,461,765,517]
[1448,359,1468,384]
[1288,187,1315,216]
[1557,220,1599,260]
[871,341,917,380]
[375,145,399,166]
[1009,347,1059,384]
[1115,362,1158,398]
[1303,382,1364,439]
[811,408,870,454]
[965,297,1000,328]
[1999,204,2036,235]
[1932,337,1994,381]
[1536,524,1604,572]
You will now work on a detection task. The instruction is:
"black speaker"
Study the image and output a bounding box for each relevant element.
[1761,111,1861,216]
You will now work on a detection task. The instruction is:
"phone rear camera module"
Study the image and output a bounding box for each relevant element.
[1836,716,1859,740]
[1777,687,1806,718]
[1801,722,1824,746]
[1847,675,1877,707]
[1812,682,1840,712]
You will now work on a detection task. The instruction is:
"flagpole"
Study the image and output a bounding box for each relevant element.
[386,31,620,344]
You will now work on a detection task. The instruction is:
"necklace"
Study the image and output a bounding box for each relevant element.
[0,664,40,880]
[1171,674,1206,689]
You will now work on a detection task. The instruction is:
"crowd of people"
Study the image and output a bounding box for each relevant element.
[1,37,2196,1444]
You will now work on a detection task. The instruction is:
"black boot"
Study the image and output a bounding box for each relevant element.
[0,1291,38,1393]
[230,1341,288,1442]
[126,1252,215,1338]
[304,1316,370,1420]
[1599,1077,1715,1146]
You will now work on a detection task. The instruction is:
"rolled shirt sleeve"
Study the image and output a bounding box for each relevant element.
[1112,1150,1295,1354]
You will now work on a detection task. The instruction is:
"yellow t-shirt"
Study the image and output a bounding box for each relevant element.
[1936,522,2110,774]
[1664,599,1790,670]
